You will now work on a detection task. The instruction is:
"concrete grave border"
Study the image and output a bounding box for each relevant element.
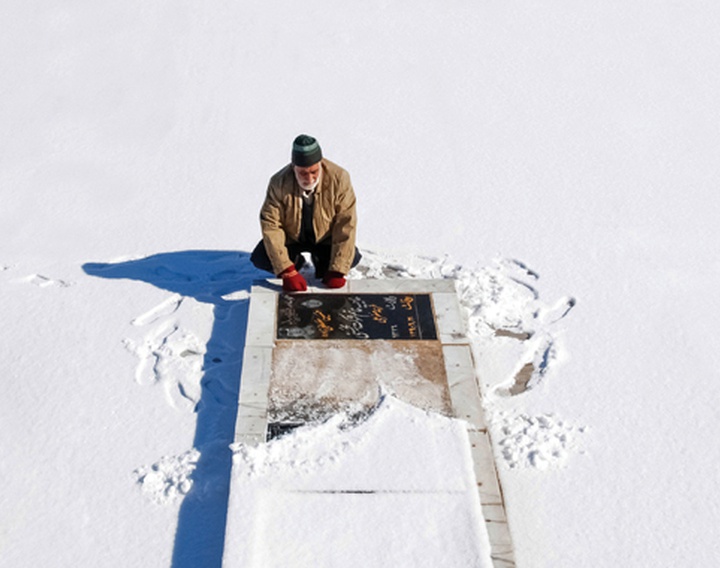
[232,279,516,567]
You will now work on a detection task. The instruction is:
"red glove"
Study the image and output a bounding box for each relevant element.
[323,271,346,289]
[279,265,307,292]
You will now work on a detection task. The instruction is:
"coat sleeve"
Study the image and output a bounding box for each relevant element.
[329,170,358,274]
[259,182,293,275]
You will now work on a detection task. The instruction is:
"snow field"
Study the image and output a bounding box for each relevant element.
[3,0,720,566]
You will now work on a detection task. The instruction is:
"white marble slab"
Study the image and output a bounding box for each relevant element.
[433,292,469,344]
[244,288,276,347]
[235,345,273,445]
[443,345,486,429]
[347,278,456,294]
[257,277,455,294]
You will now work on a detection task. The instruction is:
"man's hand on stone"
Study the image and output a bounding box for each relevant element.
[280,265,307,292]
[323,271,346,289]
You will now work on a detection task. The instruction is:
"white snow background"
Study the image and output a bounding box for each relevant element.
[2,1,719,567]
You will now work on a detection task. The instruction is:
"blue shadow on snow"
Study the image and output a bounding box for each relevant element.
[83,250,267,568]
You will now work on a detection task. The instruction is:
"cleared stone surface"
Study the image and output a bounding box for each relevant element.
[269,339,452,425]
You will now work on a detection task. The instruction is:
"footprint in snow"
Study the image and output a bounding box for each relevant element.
[496,333,564,397]
[131,294,183,326]
[535,296,577,326]
[23,274,72,288]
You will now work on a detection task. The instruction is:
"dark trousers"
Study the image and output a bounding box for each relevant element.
[250,239,362,277]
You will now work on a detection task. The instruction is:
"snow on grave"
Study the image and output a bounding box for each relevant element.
[224,280,516,568]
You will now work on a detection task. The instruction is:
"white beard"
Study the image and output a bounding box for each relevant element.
[297,172,321,192]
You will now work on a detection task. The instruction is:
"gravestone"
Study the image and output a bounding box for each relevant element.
[276,293,438,340]
[228,279,516,567]
[271,292,450,436]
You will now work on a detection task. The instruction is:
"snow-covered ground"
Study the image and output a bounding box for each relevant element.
[2,1,720,566]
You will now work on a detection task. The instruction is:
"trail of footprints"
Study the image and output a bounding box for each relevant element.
[455,258,577,397]
[123,294,206,411]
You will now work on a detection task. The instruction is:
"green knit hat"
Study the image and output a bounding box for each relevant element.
[291,134,323,167]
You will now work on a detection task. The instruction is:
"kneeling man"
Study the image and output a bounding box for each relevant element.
[250,135,361,292]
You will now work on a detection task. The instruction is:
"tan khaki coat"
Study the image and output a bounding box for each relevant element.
[260,159,358,275]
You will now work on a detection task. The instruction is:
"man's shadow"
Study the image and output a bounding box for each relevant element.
[83,250,268,568]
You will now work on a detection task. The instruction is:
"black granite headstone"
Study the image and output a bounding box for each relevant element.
[276,293,437,340]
